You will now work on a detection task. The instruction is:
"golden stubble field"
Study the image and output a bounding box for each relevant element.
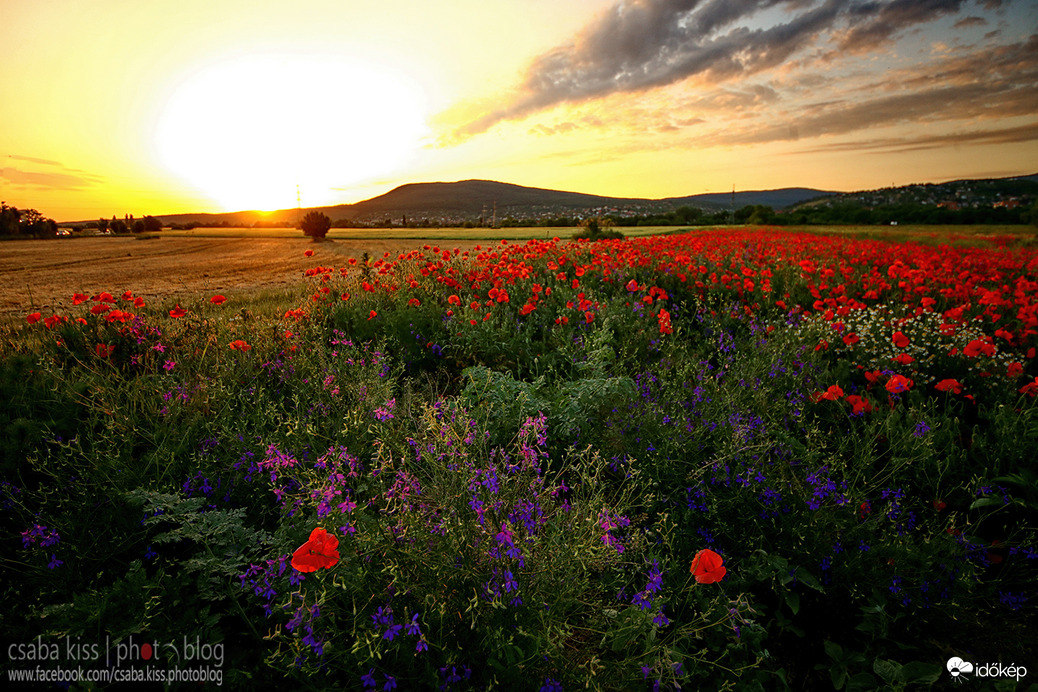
[0,234,485,319]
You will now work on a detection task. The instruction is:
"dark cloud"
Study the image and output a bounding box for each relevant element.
[953,15,988,28]
[727,35,1038,144]
[452,0,1015,139]
[791,121,1038,154]
[838,0,966,53]
[458,0,842,137]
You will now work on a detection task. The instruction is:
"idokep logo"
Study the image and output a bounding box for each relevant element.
[947,657,1028,683]
[947,657,974,680]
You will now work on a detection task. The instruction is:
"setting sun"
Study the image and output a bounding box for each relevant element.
[1,0,1034,221]
[154,53,429,211]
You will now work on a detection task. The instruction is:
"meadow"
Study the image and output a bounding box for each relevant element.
[2,226,1037,690]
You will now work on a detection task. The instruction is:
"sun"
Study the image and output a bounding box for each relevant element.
[154,53,429,211]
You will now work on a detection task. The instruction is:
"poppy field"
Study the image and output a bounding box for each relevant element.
[2,227,1037,690]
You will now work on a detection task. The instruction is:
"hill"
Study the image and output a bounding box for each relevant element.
[63,174,1036,227]
[148,180,834,227]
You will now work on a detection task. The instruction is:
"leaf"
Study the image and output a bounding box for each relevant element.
[970,497,1005,510]
[823,640,844,662]
[784,590,800,615]
[796,569,824,592]
[830,666,848,690]
[873,658,902,684]
[900,661,941,685]
[846,672,879,692]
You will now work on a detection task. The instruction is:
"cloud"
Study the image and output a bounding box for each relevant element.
[456,0,842,138]
[450,0,1018,141]
[1,155,104,191]
[953,15,988,28]
[790,121,1038,154]
[837,0,967,54]
[6,154,66,167]
[715,35,1038,144]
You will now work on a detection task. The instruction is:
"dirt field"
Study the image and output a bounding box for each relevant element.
[0,235,483,319]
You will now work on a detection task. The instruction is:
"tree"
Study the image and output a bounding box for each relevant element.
[143,216,163,233]
[1,203,20,236]
[300,211,331,241]
[575,216,624,241]
[2,205,57,238]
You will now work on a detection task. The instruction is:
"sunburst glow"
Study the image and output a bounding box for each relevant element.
[154,53,429,211]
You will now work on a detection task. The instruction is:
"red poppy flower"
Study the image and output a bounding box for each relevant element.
[210,295,226,304]
[626,279,639,292]
[304,249,314,257]
[690,548,726,584]
[90,303,111,315]
[584,311,595,324]
[291,527,340,573]
[845,394,872,415]
[1007,362,1023,378]
[229,340,251,351]
[885,374,913,394]
[933,500,947,511]
[96,292,114,303]
[820,384,844,401]
[43,315,64,329]
[892,331,910,348]
[842,332,859,346]
[95,344,114,358]
[72,293,88,305]
[963,339,996,357]
[169,305,187,318]
[858,501,871,520]
[892,353,914,365]
[106,310,131,324]
[935,379,963,394]
[26,312,42,325]
[448,294,461,305]
[133,297,146,308]
[368,310,378,320]
[657,308,673,335]
[1020,377,1038,398]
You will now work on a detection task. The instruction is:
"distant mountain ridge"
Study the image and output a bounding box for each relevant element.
[147,179,835,226]
[67,173,1035,226]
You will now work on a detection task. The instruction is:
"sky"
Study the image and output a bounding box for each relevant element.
[2,0,1036,221]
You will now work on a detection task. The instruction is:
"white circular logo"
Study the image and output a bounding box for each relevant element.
[947,657,975,678]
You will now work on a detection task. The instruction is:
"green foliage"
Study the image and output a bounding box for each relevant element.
[300,211,332,239]
[574,216,625,241]
[2,231,1035,690]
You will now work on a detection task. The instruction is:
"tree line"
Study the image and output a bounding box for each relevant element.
[1,206,166,238]
[0,203,58,238]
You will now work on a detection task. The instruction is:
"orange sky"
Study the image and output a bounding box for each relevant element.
[2,0,1036,221]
